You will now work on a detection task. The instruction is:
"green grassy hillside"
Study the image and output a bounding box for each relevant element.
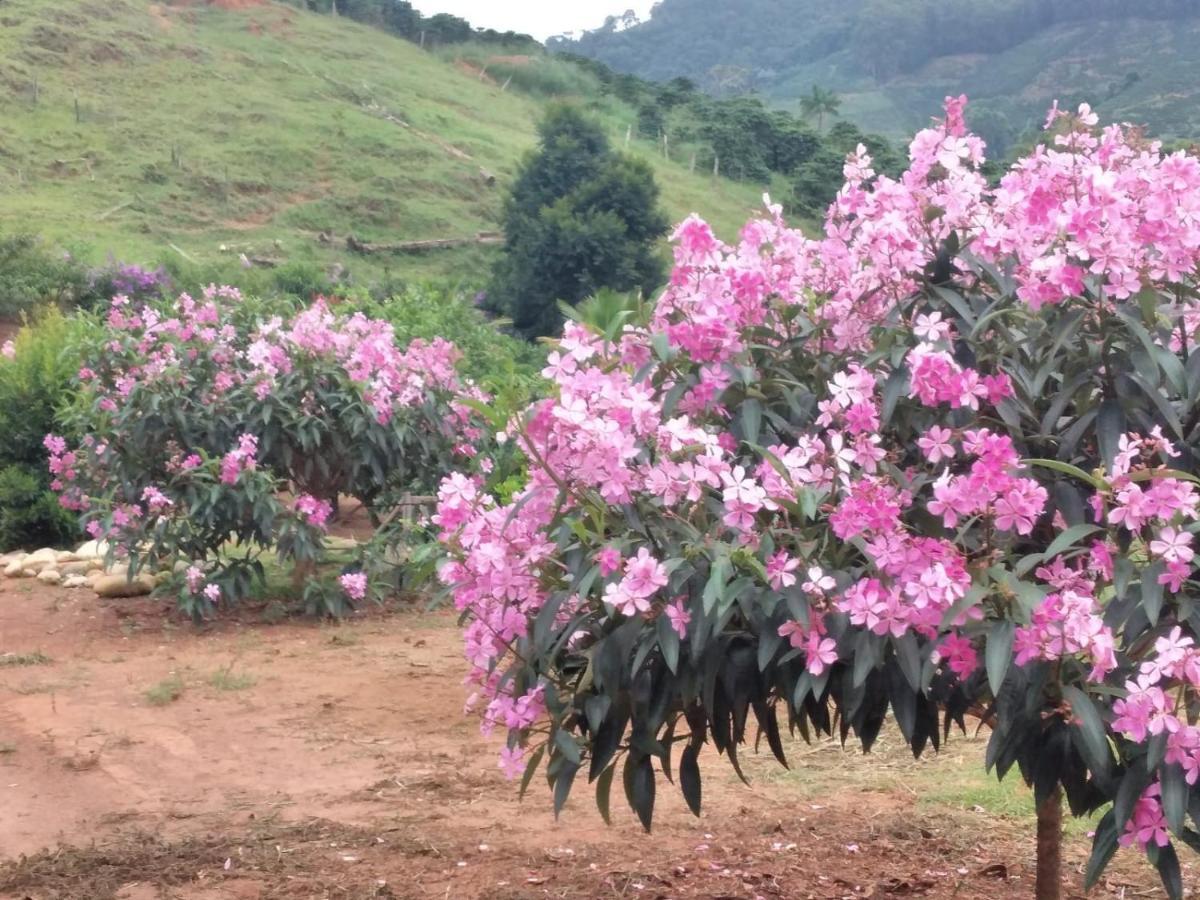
[0,0,766,281]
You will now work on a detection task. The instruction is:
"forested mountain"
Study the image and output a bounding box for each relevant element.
[554,0,1200,153]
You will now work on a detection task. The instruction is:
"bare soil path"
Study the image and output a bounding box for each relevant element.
[0,582,1188,898]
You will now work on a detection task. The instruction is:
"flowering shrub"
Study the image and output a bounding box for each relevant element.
[55,285,483,615]
[437,99,1200,896]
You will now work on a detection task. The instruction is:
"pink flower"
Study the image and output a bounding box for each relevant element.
[203,583,221,604]
[498,745,526,780]
[340,572,368,601]
[665,598,691,639]
[1149,526,1194,564]
[805,631,838,675]
[621,548,668,599]
[0,340,14,360]
[766,551,800,590]
[294,494,333,530]
[917,425,955,464]
[595,546,622,577]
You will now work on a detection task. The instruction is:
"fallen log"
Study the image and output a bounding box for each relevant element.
[345,232,504,254]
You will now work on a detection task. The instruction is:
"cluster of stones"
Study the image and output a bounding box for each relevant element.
[0,541,163,597]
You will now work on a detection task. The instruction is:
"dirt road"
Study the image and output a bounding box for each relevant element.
[0,582,1185,898]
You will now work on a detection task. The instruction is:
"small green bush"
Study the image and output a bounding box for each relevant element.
[0,308,86,550]
[0,235,91,319]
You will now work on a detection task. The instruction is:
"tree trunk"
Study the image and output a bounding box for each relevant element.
[1035,787,1063,900]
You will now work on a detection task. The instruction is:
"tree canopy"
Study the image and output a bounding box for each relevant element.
[489,106,669,340]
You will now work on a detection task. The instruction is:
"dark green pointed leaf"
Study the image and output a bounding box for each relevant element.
[630,754,655,832]
[894,632,923,692]
[986,621,1014,696]
[595,763,616,825]
[1097,401,1126,470]
[1162,763,1188,837]
[552,758,578,817]
[1153,842,1183,900]
[1085,810,1119,889]
[1042,524,1103,563]
[679,743,702,817]
[518,744,545,800]
[1064,685,1112,779]
[741,398,762,446]
[1142,560,1166,626]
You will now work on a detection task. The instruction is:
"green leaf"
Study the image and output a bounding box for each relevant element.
[554,729,582,765]
[1162,763,1188,837]
[679,743,702,817]
[702,556,729,615]
[1096,401,1126,470]
[986,621,1014,696]
[740,398,762,446]
[553,758,580,818]
[630,754,656,832]
[1152,842,1183,900]
[1064,686,1112,780]
[893,633,923,692]
[880,366,908,426]
[1142,561,1166,626]
[595,763,616,826]
[1085,810,1119,889]
[1023,458,1104,490]
[1042,524,1103,563]
[518,744,546,800]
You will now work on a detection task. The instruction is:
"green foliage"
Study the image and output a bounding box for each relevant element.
[0,308,86,550]
[798,85,841,131]
[0,236,95,318]
[557,0,1200,142]
[490,106,670,339]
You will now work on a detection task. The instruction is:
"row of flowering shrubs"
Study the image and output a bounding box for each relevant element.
[435,99,1200,895]
[50,286,485,615]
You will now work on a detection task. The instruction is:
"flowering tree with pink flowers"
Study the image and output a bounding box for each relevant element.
[53,286,484,615]
[436,98,1200,898]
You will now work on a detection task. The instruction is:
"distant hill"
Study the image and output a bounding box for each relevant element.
[553,0,1200,155]
[0,0,766,282]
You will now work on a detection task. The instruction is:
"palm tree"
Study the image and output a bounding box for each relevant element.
[800,85,841,131]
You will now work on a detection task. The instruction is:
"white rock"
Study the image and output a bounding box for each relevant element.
[74,540,110,560]
[24,547,58,565]
[63,575,91,589]
[36,569,62,585]
[56,550,77,563]
[4,558,27,578]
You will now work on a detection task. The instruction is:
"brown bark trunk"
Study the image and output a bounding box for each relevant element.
[1035,786,1063,900]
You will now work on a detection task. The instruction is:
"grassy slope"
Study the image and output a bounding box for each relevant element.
[0,0,765,281]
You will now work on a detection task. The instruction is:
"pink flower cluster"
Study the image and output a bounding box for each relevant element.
[293,493,333,530]
[220,433,259,485]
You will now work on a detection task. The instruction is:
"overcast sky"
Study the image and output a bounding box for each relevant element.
[411,1,656,41]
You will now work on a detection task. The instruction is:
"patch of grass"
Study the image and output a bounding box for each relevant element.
[0,651,51,667]
[143,674,185,706]
[207,667,256,692]
[327,632,360,648]
[0,743,16,755]
[756,725,1099,839]
[0,0,764,288]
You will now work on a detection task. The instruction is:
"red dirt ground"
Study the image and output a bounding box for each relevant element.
[0,582,1190,899]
